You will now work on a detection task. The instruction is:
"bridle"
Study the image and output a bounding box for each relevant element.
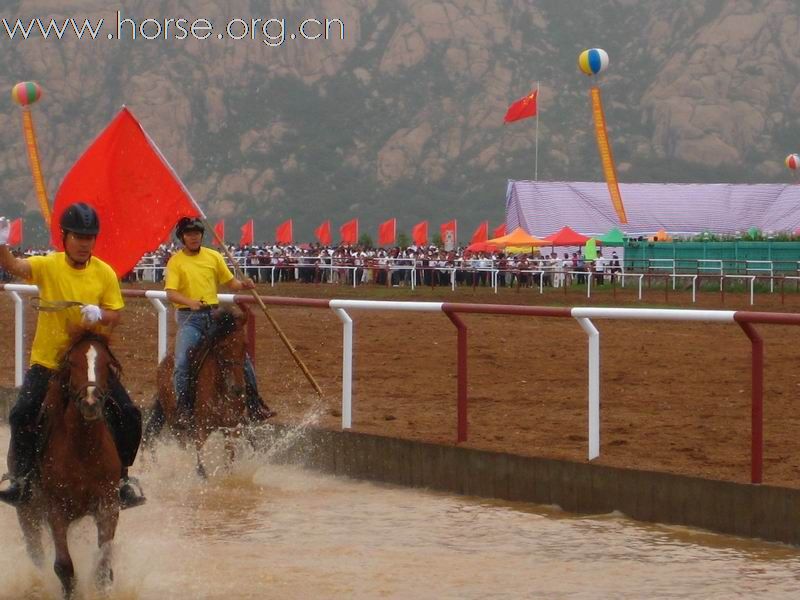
[58,335,121,416]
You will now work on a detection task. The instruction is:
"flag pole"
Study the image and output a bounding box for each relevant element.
[203,216,323,396]
[534,81,540,181]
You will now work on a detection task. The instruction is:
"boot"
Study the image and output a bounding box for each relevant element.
[0,426,37,506]
[246,395,276,422]
[0,473,30,506]
[119,468,146,510]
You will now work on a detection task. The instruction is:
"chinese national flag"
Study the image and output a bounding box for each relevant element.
[275,219,293,244]
[503,89,538,123]
[213,220,225,244]
[470,221,488,244]
[492,223,506,238]
[411,221,428,246]
[239,219,254,246]
[340,218,358,244]
[8,218,22,246]
[315,220,332,245]
[51,107,201,276]
[440,219,457,245]
[377,218,396,247]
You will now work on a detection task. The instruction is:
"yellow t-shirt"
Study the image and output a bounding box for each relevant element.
[164,247,234,308]
[27,252,124,369]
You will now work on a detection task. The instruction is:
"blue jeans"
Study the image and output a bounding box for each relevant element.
[173,310,261,414]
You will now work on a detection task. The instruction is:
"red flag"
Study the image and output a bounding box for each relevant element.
[377,218,396,247]
[340,218,358,244]
[8,218,22,246]
[503,89,538,123]
[51,107,200,276]
[440,219,457,247]
[275,219,293,244]
[239,219,254,246]
[213,220,225,244]
[411,221,428,246]
[492,223,506,238]
[470,221,488,244]
[315,220,332,245]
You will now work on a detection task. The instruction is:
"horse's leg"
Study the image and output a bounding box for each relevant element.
[94,505,119,590]
[223,430,237,470]
[143,398,165,448]
[194,435,208,479]
[16,504,44,568]
[49,513,76,599]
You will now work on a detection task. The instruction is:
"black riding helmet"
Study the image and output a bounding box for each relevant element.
[175,216,205,241]
[60,202,100,236]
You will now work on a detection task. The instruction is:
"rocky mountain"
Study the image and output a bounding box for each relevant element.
[1,0,799,244]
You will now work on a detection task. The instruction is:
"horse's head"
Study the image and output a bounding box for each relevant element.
[59,331,121,421]
[209,308,249,401]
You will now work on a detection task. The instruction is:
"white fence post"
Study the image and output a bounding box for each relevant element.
[333,307,353,430]
[575,316,600,460]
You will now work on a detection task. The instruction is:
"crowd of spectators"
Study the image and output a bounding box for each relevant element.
[130,242,623,289]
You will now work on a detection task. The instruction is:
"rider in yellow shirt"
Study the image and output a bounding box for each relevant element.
[165,217,274,426]
[0,203,145,508]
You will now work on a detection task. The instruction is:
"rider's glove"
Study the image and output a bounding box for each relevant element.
[0,217,9,245]
[81,304,103,325]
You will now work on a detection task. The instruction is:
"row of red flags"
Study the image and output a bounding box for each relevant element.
[7,213,506,252]
[208,218,507,248]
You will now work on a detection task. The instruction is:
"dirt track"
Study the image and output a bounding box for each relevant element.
[2,280,800,487]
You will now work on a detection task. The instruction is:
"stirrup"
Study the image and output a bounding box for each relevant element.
[119,476,146,510]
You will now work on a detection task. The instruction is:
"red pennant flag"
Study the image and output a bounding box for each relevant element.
[51,107,201,276]
[440,219,457,247]
[239,219,254,246]
[411,221,428,246]
[340,218,358,244]
[492,223,506,238]
[470,221,488,244]
[315,220,332,246]
[213,220,225,244]
[377,218,396,247]
[8,218,22,246]
[275,219,293,244]
[503,89,538,124]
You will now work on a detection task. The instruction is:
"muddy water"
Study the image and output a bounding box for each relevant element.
[0,424,799,599]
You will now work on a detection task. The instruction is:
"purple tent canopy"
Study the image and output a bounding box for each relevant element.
[505,180,800,238]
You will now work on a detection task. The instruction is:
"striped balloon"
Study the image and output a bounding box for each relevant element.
[785,153,800,170]
[11,81,42,106]
[578,48,609,76]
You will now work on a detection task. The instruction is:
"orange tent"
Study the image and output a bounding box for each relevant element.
[465,240,499,253]
[486,227,548,248]
[654,228,672,241]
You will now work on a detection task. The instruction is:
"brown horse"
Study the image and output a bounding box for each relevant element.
[14,331,123,598]
[145,307,251,477]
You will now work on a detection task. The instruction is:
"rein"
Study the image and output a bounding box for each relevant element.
[32,298,84,312]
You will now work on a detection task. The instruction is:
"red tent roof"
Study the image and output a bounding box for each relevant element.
[545,226,590,246]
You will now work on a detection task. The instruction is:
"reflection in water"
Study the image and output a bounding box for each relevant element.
[0,424,799,599]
